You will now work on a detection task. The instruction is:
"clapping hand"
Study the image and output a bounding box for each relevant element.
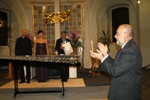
[90,42,108,61]
[98,43,108,56]
[90,49,104,61]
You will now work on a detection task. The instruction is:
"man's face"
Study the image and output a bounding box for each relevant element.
[61,33,67,39]
[21,29,27,37]
[114,26,127,46]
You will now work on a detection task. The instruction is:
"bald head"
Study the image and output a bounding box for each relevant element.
[21,29,27,37]
[119,24,133,37]
[115,24,133,46]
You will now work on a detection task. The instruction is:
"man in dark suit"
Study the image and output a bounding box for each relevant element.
[55,31,71,82]
[15,29,32,84]
[90,24,142,100]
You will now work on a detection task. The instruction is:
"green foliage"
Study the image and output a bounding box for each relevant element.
[70,32,82,48]
[0,20,12,45]
[71,40,82,48]
[98,30,112,52]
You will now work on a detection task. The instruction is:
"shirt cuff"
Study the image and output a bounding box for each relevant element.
[101,54,109,63]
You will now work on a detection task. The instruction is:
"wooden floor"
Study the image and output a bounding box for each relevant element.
[0,78,85,89]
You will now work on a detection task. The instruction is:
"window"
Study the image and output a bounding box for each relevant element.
[112,7,129,42]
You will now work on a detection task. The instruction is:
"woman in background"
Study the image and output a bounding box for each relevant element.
[33,30,50,82]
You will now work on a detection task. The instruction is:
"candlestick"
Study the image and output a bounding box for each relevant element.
[91,41,93,51]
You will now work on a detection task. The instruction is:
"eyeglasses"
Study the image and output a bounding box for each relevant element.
[116,32,127,35]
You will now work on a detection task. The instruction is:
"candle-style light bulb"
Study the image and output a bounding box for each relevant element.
[91,41,93,51]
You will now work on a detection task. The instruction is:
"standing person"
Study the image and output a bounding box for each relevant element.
[55,31,71,82]
[15,29,32,84]
[90,24,142,100]
[33,30,49,82]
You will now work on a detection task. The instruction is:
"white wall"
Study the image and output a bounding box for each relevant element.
[97,0,139,58]
[85,0,150,68]
[0,0,31,56]
[138,0,150,67]
[0,0,150,68]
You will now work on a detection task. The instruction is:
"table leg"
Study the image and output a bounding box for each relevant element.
[14,65,19,98]
[61,66,65,96]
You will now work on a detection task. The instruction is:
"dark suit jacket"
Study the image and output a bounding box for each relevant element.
[101,39,142,100]
[55,38,71,54]
[15,36,32,56]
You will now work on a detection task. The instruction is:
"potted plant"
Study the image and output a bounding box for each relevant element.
[0,19,13,78]
[98,30,112,53]
[0,20,12,46]
[69,31,82,54]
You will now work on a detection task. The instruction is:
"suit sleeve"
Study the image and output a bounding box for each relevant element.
[67,39,71,42]
[55,39,60,51]
[101,48,137,78]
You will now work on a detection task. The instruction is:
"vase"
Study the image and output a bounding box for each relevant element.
[73,47,78,55]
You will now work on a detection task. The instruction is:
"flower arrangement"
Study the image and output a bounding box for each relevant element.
[69,31,82,48]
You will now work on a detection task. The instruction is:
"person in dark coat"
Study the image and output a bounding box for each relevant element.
[15,29,32,84]
[90,24,142,100]
[55,31,71,82]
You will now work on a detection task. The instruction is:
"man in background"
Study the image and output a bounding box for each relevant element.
[55,31,71,82]
[15,29,32,84]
